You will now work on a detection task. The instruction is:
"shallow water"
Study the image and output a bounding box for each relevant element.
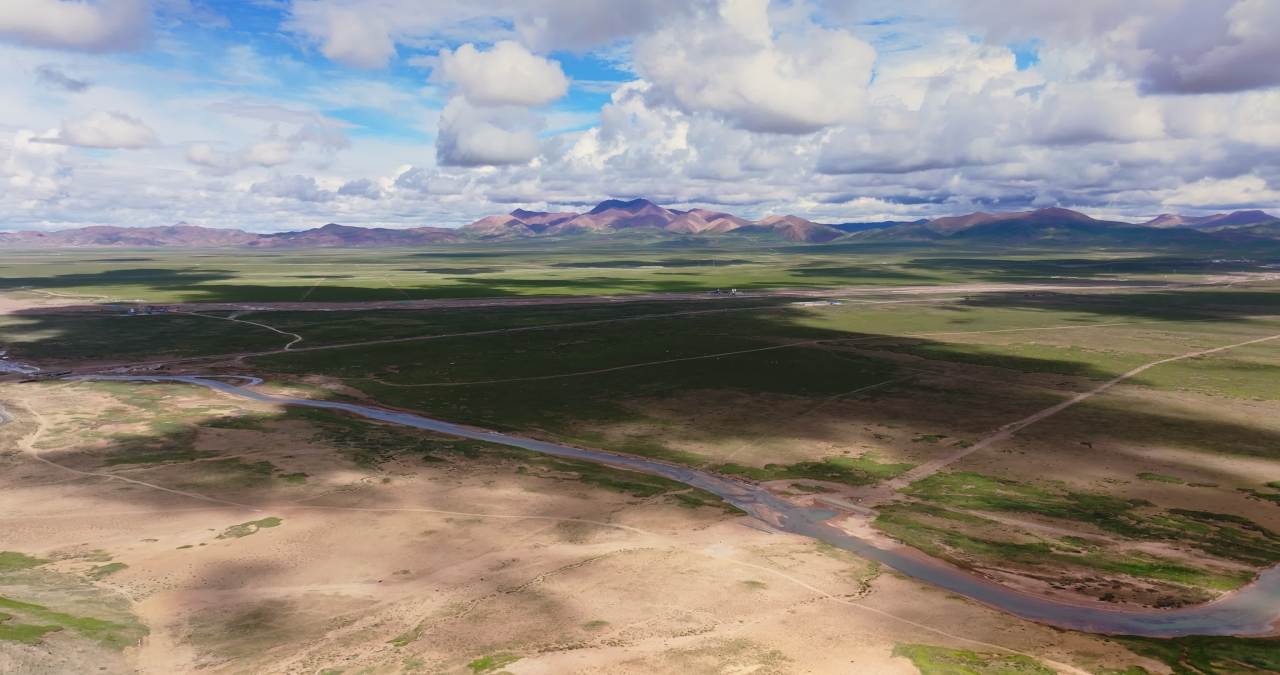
[77,374,1280,637]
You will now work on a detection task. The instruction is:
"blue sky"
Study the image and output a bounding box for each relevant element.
[0,0,1277,231]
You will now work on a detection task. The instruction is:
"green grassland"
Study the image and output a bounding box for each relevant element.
[7,246,1280,487]
[1,243,1272,305]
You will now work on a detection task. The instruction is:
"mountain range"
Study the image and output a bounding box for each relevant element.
[460,198,847,242]
[0,199,1276,248]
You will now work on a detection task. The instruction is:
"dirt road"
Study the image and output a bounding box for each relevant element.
[865,329,1280,504]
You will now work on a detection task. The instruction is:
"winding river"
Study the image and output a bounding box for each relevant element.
[72,374,1280,638]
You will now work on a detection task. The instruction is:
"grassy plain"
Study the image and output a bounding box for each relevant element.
[2,241,1280,672]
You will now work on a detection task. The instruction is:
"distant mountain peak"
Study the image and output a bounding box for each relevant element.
[1029,206,1094,221]
[588,198,658,214]
[1142,210,1278,229]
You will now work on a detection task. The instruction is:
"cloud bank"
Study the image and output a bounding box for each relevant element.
[0,0,1275,231]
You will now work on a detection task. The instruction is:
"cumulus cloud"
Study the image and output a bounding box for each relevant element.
[434,41,569,107]
[286,0,516,69]
[250,174,334,202]
[435,98,541,167]
[1031,82,1166,145]
[3,129,71,200]
[634,0,875,134]
[1162,175,1280,209]
[1137,0,1280,94]
[46,111,156,149]
[514,0,713,52]
[393,166,470,195]
[184,142,234,171]
[244,139,292,167]
[287,1,396,68]
[0,0,149,51]
[285,0,706,69]
[895,0,1280,95]
[184,123,350,174]
[337,177,383,199]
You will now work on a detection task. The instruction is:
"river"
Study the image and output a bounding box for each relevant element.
[66,374,1280,638]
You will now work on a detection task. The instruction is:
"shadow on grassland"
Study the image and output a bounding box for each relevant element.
[5,296,1280,668]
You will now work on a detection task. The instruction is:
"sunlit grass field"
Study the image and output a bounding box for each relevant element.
[1,237,1270,304]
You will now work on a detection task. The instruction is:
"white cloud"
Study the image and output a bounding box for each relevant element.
[2,0,1279,231]
[48,110,156,149]
[244,139,292,167]
[0,0,149,52]
[434,41,569,107]
[1031,81,1166,145]
[633,0,875,134]
[184,142,233,170]
[514,0,712,52]
[1137,0,1280,94]
[337,177,383,199]
[304,4,394,68]
[286,0,517,69]
[184,123,350,174]
[285,0,704,69]
[3,129,71,200]
[435,98,541,167]
[1162,175,1280,209]
[250,174,334,202]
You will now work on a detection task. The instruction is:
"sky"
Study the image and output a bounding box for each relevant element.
[1,0,1279,232]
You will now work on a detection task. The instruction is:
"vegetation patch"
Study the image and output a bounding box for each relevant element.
[1115,635,1280,675]
[891,643,1053,675]
[1138,472,1185,484]
[876,502,1244,594]
[87,563,128,580]
[174,458,282,490]
[716,454,913,487]
[285,407,496,467]
[900,472,1280,568]
[202,414,272,431]
[1240,481,1280,506]
[387,623,422,648]
[0,612,64,644]
[217,517,283,539]
[467,653,520,673]
[0,596,144,649]
[515,454,740,512]
[666,490,745,513]
[0,551,48,572]
[100,431,212,465]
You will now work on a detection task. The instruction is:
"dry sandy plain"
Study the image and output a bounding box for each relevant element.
[0,377,1160,675]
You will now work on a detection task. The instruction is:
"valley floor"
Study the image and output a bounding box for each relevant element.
[3,248,1280,674]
